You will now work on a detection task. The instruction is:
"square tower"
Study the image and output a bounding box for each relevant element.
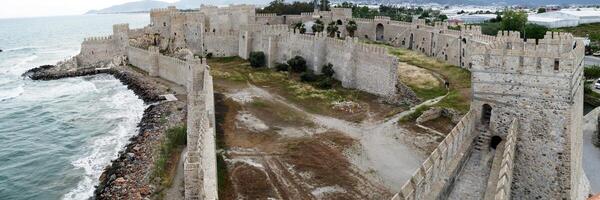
[470,31,586,199]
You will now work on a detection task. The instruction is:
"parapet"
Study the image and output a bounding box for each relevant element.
[256,13,277,17]
[374,16,391,21]
[150,6,177,13]
[83,36,113,42]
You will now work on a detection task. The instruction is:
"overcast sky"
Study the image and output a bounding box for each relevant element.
[0,0,178,19]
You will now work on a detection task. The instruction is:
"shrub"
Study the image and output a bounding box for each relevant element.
[287,56,307,73]
[585,65,600,79]
[317,77,334,89]
[300,71,318,82]
[275,63,290,71]
[249,51,266,68]
[321,63,335,77]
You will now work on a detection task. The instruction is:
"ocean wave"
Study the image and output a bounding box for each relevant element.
[3,46,45,52]
[63,90,145,200]
[0,85,24,102]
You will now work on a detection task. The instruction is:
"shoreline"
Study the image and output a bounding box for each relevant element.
[24,64,187,199]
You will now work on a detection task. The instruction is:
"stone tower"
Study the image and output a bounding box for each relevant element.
[112,23,130,55]
[470,31,587,199]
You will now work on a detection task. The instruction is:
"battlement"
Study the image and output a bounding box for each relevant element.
[462,25,481,34]
[256,13,277,17]
[496,30,521,39]
[354,18,375,23]
[301,12,313,16]
[413,19,427,25]
[374,16,391,21]
[150,6,177,13]
[83,36,113,42]
[204,31,239,37]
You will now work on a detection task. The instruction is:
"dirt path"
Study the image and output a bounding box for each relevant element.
[242,84,448,190]
[163,147,187,199]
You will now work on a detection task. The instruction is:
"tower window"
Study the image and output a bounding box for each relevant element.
[163,22,166,26]
[554,59,560,71]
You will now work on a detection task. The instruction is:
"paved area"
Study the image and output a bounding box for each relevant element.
[586,56,600,66]
[583,108,600,193]
[447,147,495,200]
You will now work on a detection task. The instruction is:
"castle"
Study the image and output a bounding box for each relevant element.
[71,4,587,200]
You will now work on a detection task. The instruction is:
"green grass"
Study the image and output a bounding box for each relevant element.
[399,105,431,123]
[585,65,600,79]
[410,85,447,101]
[389,48,471,115]
[153,125,187,188]
[209,57,364,115]
[216,153,232,195]
[553,23,600,42]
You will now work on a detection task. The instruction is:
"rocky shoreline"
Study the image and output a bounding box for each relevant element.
[23,64,187,199]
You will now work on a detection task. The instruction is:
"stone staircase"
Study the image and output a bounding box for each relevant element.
[474,127,492,151]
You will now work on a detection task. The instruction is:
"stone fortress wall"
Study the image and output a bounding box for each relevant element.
[392,111,477,200]
[71,4,588,200]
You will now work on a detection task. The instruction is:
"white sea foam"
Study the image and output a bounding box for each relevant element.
[63,89,145,200]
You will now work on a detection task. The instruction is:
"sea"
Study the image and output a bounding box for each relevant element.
[0,14,149,200]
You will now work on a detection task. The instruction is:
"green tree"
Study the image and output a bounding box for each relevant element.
[312,19,324,33]
[326,21,338,37]
[249,52,266,68]
[501,10,528,32]
[321,63,335,77]
[523,24,548,39]
[287,56,307,73]
[538,7,546,13]
[292,22,303,33]
[436,14,448,21]
[346,20,358,37]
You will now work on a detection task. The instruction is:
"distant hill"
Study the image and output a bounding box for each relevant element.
[86,0,274,14]
[86,0,171,14]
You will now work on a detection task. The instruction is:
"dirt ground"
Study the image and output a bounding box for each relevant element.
[210,57,444,199]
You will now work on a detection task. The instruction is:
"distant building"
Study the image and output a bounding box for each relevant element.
[529,9,600,28]
[449,14,496,24]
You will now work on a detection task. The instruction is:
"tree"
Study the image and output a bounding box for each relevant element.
[523,24,548,39]
[293,22,303,33]
[326,21,338,37]
[312,19,324,33]
[501,10,527,32]
[321,63,335,77]
[300,71,318,82]
[418,11,430,19]
[436,14,448,21]
[249,52,266,68]
[490,13,503,23]
[346,20,358,37]
[537,7,546,13]
[287,56,307,73]
[275,63,290,71]
[257,0,313,15]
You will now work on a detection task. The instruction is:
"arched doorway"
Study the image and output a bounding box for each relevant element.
[490,136,502,149]
[376,23,384,41]
[408,34,414,50]
[481,104,492,126]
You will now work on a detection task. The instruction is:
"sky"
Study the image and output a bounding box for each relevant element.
[0,0,178,19]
